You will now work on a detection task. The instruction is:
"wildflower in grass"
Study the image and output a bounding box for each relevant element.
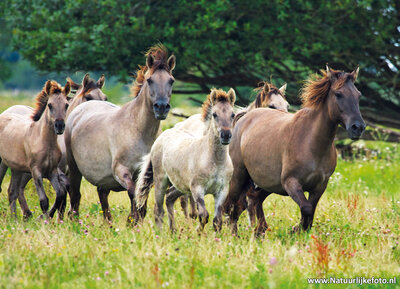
[99,210,103,214]
[136,229,140,233]
[79,219,83,225]
[84,230,88,235]
[115,228,120,232]
[44,220,48,225]
[268,268,273,274]
[59,220,64,224]
[269,257,277,266]
[105,271,109,276]
[214,237,221,242]
[155,235,159,239]
[96,277,101,280]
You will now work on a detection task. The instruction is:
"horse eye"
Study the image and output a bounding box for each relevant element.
[269,105,276,109]
[231,112,235,118]
[65,103,69,110]
[169,78,175,85]
[48,103,53,110]
[147,78,153,85]
[335,93,343,99]
[212,112,217,118]
[85,96,93,101]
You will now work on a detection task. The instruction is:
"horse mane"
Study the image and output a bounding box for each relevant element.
[201,89,231,121]
[31,81,62,121]
[130,44,171,98]
[300,69,353,108]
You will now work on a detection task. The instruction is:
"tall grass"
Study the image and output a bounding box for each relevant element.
[0,95,398,288]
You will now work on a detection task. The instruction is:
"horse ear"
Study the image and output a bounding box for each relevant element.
[167,55,176,71]
[82,73,90,87]
[44,80,52,95]
[64,81,71,96]
[227,88,236,104]
[146,54,155,69]
[210,90,217,105]
[351,65,359,82]
[97,74,105,89]
[263,82,271,94]
[326,64,333,79]
[67,77,80,90]
[279,83,287,96]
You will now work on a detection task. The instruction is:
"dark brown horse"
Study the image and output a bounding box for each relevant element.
[225,66,365,235]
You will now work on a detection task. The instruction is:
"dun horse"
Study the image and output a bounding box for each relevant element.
[0,81,70,219]
[135,88,236,232]
[65,44,175,222]
[0,74,106,218]
[173,81,289,220]
[226,66,365,236]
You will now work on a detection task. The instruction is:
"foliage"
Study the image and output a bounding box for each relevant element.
[3,0,400,116]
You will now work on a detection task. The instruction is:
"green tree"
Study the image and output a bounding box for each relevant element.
[4,0,400,125]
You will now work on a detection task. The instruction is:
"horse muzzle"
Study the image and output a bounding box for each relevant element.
[347,120,366,140]
[54,119,65,135]
[153,101,171,120]
[220,130,232,145]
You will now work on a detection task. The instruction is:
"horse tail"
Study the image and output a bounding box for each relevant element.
[135,154,153,210]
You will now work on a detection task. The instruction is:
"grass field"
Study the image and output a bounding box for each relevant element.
[0,94,399,288]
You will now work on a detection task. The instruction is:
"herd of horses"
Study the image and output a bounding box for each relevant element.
[0,44,366,236]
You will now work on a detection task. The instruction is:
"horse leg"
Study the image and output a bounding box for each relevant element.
[246,185,257,226]
[301,185,326,230]
[17,173,32,220]
[191,185,208,231]
[0,159,8,193]
[253,189,271,237]
[97,187,112,221]
[58,168,70,195]
[226,165,251,235]
[179,194,189,218]
[188,194,198,219]
[113,164,140,224]
[213,188,228,232]
[67,156,82,219]
[166,187,184,232]
[7,171,21,217]
[282,177,312,232]
[31,168,49,218]
[48,170,67,220]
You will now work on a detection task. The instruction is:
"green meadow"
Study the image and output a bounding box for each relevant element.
[0,94,399,289]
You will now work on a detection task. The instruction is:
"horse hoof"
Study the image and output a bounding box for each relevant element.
[23,212,33,221]
[126,215,138,226]
[68,210,79,220]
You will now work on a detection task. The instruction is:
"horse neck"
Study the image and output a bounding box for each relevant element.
[66,97,82,118]
[247,101,257,111]
[304,101,338,155]
[120,85,160,139]
[205,120,229,164]
[34,109,58,147]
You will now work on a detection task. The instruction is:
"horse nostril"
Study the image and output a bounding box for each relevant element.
[154,103,160,109]
[165,104,171,110]
[351,123,361,132]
